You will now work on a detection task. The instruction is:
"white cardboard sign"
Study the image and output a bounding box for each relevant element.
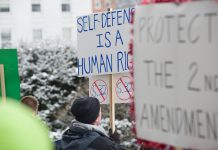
[113,73,133,103]
[89,75,110,104]
[77,8,134,77]
[134,1,218,149]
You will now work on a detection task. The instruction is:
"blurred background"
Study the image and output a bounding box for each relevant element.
[0,0,141,48]
[0,0,141,149]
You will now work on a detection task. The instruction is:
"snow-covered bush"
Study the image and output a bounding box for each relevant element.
[18,40,82,130]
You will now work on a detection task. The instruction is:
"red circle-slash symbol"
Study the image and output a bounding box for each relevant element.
[116,76,133,101]
[90,79,108,103]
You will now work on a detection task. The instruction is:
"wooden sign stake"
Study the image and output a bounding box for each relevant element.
[110,74,115,133]
[107,6,115,134]
[0,64,6,103]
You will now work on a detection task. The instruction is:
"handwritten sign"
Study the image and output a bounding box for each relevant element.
[114,73,133,103]
[89,75,110,104]
[134,1,218,149]
[0,49,20,101]
[77,8,134,77]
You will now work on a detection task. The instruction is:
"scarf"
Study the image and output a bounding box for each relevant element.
[70,120,108,137]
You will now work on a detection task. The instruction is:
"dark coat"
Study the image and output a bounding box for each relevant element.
[55,123,126,150]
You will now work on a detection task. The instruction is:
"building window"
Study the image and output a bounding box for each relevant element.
[33,29,42,41]
[61,3,70,12]
[94,0,101,10]
[1,30,11,48]
[104,0,112,8]
[61,0,71,12]
[0,0,10,13]
[32,4,41,12]
[62,28,71,40]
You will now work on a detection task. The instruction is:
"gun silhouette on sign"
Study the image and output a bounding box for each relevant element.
[0,64,6,103]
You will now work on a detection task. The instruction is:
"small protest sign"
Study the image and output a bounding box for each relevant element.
[89,75,110,104]
[113,73,133,103]
[0,49,20,101]
[77,8,134,76]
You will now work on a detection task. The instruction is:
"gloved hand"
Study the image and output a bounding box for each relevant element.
[109,128,120,143]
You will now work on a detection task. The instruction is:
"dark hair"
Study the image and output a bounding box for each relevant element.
[21,96,39,112]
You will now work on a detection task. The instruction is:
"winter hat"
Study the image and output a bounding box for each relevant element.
[71,97,100,124]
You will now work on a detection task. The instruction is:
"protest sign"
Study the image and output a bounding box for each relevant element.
[0,49,20,101]
[113,73,133,103]
[134,1,218,149]
[89,75,110,104]
[77,8,134,76]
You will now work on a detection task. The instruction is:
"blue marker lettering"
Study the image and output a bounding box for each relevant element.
[126,52,129,70]
[105,32,111,48]
[78,54,113,75]
[94,13,99,30]
[115,30,123,46]
[77,17,83,33]
[102,13,107,28]
[96,33,104,48]
[117,51,124,72]
[124,8,131,24]
[77,57,86,75]
[83,16,88,32]
[111,11,116,26]
[91,56,99,73]
[84,57,91,74]
[88,16,93,31]
[106,54,113,72]
[99,54,106,73]
[117,10,122,26]
[106,12,111,27]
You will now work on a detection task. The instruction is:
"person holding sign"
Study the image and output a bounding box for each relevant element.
[55,97,126,150]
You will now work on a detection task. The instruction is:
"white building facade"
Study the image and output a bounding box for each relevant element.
[0,0,91,48]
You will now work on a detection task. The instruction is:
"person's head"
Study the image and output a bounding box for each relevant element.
[21,96,39,115]
[71,97,101,125]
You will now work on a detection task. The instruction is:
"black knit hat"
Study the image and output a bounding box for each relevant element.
[71,97,100,124]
